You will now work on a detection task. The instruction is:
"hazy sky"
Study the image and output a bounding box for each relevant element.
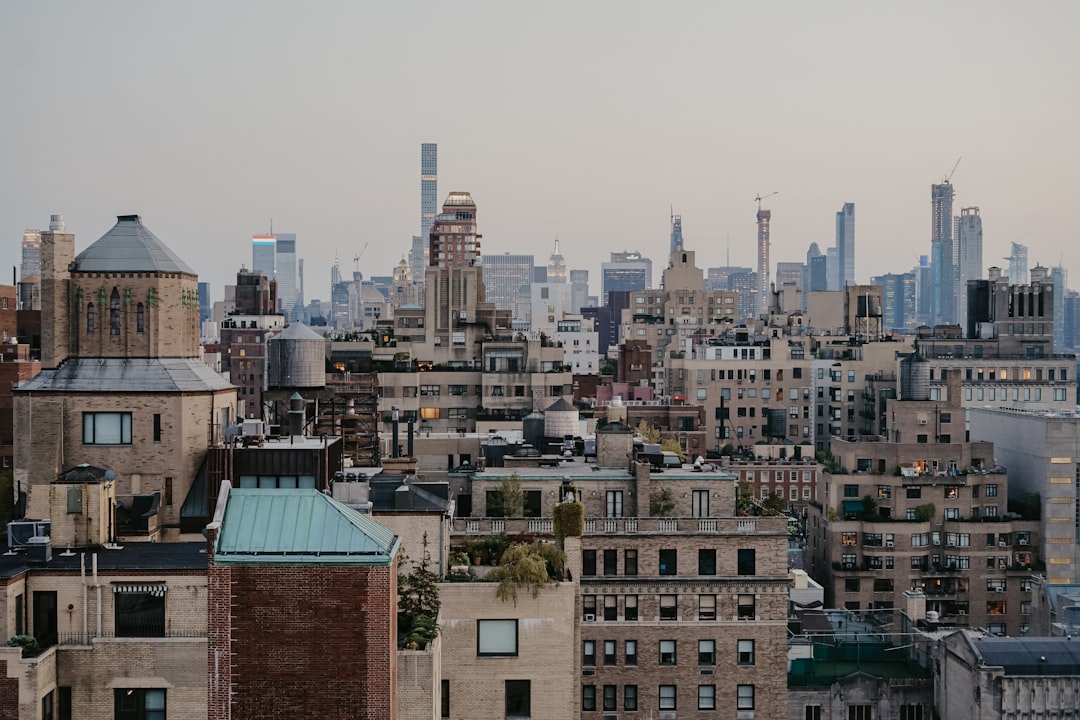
[3,2,1078,302]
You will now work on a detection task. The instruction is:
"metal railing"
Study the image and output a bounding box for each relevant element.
[451,516,785,536]
[58,628,205,646]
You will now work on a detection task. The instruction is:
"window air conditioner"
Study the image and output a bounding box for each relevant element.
[1019,538,1028,545]
[999,541,1007,547]
[584,614,596,622]
[918,419,928,425]
[886,540,894,548]
[958,610,968,615]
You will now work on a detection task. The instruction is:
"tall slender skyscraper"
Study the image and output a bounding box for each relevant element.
[836,202,855,288]
[930,180,955,324]
[756,206,772,318]
[421,143,438,241]
[670,212,683,255]
[252,235,276,279]
[1006,242,1029,286]
[955,207,983,326]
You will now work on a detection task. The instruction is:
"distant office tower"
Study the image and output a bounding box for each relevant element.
[1064,291,1080,353]
[775,262,804,293]
[421,143,438,242]
[930,180,956,324]
[1006,242,1029,286]
[670,212,683,255]
[729,271,759,323]
[805,243,828,291]
[955,207,983,326]
[252,235,276,278]
[547,238,567,283]
[706,266,752,293]
[756,205,772,318]
[569,269,589,313]
[482,253,534,312]
[871,272,917,333]
[1051,265,1067,353]
[21,228,41,281]
[915,255,933,327]
[601,252,651,298]
[198,282,211,325]
[294,257,305,321]
[825,247,839,291]
[275,233,298,317]
[409,236,426,284]
[836,202,855,288]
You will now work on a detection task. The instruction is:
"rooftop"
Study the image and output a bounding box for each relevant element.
[17,358,235,392]
[966,635,1080,675]
[0,542,207,580]
[74,214,196,275]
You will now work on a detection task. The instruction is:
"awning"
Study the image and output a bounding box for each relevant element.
[842,500,865,513]
[113,585,167,597]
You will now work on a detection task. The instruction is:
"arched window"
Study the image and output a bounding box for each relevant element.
[110,288,121,336]
[87,303,95,333]
[137,303,145,333]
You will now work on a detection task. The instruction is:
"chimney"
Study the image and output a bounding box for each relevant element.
[288,392,305,438]
[40,217,76,369]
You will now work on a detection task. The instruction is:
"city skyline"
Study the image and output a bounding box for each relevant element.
[2,2,1078,300]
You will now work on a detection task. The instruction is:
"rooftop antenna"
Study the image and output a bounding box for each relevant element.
[270,218,273,235]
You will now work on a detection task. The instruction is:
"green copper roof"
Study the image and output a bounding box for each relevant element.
[214,489,400,566]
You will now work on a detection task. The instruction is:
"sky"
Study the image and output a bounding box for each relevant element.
[2,1,1079,303]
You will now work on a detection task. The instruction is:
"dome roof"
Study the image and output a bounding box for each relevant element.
[74,215,196,275]
[443,191,475,207]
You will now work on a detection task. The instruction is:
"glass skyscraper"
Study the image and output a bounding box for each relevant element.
[275,233,298,317]
[930,181,955,324]
[836,202,855,288]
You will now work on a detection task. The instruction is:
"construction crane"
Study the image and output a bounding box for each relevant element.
[353,242,369,272]
[754,191,779,210]
[945,156,962,184]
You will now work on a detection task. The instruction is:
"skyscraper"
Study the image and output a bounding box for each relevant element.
[756,205,772,319]
[1006,242,1029,286]
[836,202,855,288]
[871,272,917,333]
[252,235,275,279]
[1051,265,1067,353]
[601,251,651,298]
[482,253,535,312]
[955,207,983,326]
[275,233,298,317]
[547,238,567,283]
[930,180,955,324]
[420,143,438,242]
[20,228,41,281]
[670,212,683,255]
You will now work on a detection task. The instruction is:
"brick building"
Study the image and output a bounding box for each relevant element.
[207,485,401,720]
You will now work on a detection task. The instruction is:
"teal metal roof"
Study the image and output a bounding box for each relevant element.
[214,489,400,566]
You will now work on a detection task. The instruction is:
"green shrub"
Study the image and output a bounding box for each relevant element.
[553,501,584,539]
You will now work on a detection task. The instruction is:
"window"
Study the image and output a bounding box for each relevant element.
[624,685,638,711]
[659,639,677,665]
[582,550,597,576]
[738,639,756,665]
[624,549,638,576]
[844,484,859,497]
[84,412,133,445]
[602,685,617,711]
[660,595,677,621]
[441,679,450,718]
[582,685,596,711]
[604,595,617,621]
[603,549,618,576]
[698,549,716,575]
[583,595,596,619]
[849,705,873,720]
[87,302,96,333]
[738,548,756,575]
[583,640,596,666]
[806,706,823,720]
[603,640,616,665]
[606,490,623,518]
[505,680,530,719]
[110,288,121,336]
[59,687,71,720]
[153,414,162,443]
[477,619,518,656]
[625,640,638,665]
[624,595,638,621]
[698,594,716,620]
[659,685,677,710]
[42,690,54,720]
[737,684,755,710]
[900,705,924,720]
[659,549,677,575]
[698,639,715,665]
[699,684,716,710]
[114,587,166,637]
[738,594,755,619]
[114,689,165,720]
[986,484,998,497]
[692,489,709,517]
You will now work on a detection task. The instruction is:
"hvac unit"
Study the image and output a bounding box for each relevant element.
[583,614,596,622]
[886,540,894,548]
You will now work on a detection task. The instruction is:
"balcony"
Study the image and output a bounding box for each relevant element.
[58,628,206,646]
[452,516,785,536]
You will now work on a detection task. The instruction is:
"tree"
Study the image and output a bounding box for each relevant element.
[760,492,785,516]
[397,533,441,647]
[494,474,524,517]
[635,419,661,444]
[487,542,565,604]
[660,438,685,463]
[649,487,675,517]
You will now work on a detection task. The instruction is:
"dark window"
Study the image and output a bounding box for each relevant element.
[737,548,756,576]
[583,595,597,620]
[136,303,145,333]
[582,685,596,711]
[698,548,716,575]
[603,640,616,665]
[806,706,822,720]
[58,687,71,720]
[738,639,755,665]
[623,595,638,621]
[900,704,924,720]
[42,690,54,720]
[845,578,860,592]
[87,302,95,333]
[624,549,638,576]
[603,549,617,576]
[624,685,638,711]
[659,549,677,575]
[505,680,530,718]
[906,486,922,499]
[843,484,859,497]
[698,639,716,665]
[523,490,542,518]
[737,594,755,619]
[110,288,121,336]
[15,593,23,636]
[582,550,597,576]
[583,640,595,666]
[114,689,165,720]
[848,705,872,720]
[603,595,617,621]
[441,679,450,718]
[603,685,617,711]
[33,591,57,649]
[660,594,678,620]
[153,414,162,443]
[659,639,677,665]
[115,589,166,637]
[625,639,638,665]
